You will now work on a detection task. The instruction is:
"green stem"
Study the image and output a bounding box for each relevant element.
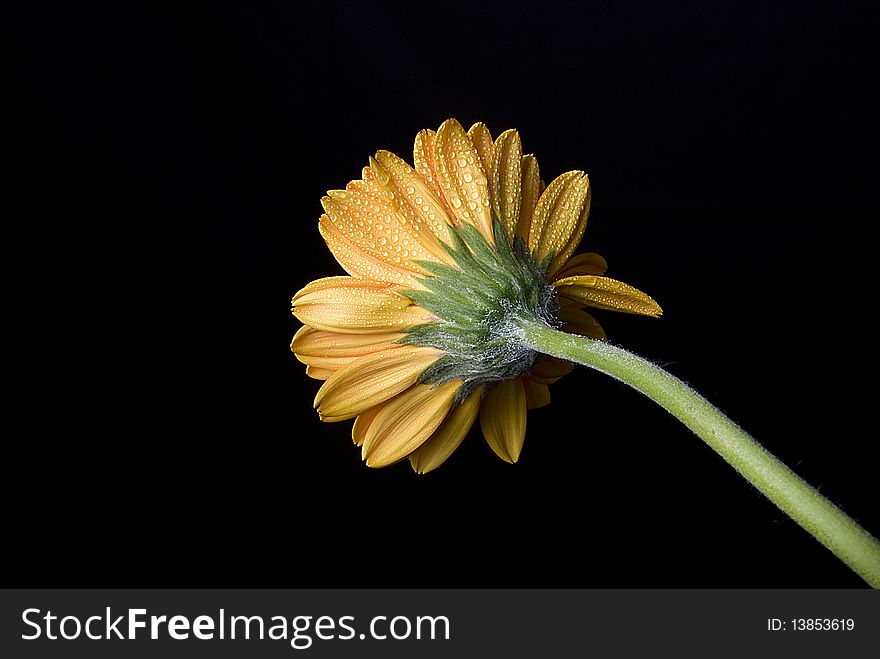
[515,317,880,587]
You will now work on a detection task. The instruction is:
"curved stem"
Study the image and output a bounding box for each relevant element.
[514,317,880,587]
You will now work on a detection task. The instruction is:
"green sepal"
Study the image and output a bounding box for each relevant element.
[395,218,560,392]
[402,288,475,326]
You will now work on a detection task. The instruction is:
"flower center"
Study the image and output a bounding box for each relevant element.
[400,219,560,399]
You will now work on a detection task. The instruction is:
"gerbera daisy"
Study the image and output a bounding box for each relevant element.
[287,118,880,584]
[291,118,661,472]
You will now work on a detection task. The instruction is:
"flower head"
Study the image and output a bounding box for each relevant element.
[291,119,661,472]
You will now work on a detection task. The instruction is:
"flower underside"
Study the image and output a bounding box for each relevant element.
[404,219,559,400]
[290,118,662,472]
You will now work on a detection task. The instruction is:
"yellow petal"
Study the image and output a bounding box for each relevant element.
[527,355,574,384]
[490,129,523,241]
[348,164,445,267]
[468,122,495,178]
[314,345,442,421]
[363,380,460,468]
[547,182,592,279]
[479,378,527,463]
[292,277,435,334]
[321,189,438,276]
[413,128,446,204]
[409,387,481,474]
[291,325,404,358]
[522,377,551,410]
[292,275,381,301]
[516,154,541,240]
[434,119,494,244]
[554,275,663,317]
[525,170,579,256]
[529,171,591,268]
[558,306,607,340]
[553,252,609,279]
[352,404,383,447]
[316,413,352,423]
[305,365,335,380]
[295,353,358,371]
[318,214,422,287]
[370,152,456,262]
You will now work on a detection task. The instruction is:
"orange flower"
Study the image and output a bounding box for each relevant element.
[291,119,661,472]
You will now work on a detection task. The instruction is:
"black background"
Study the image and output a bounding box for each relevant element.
[13,1,878,587]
